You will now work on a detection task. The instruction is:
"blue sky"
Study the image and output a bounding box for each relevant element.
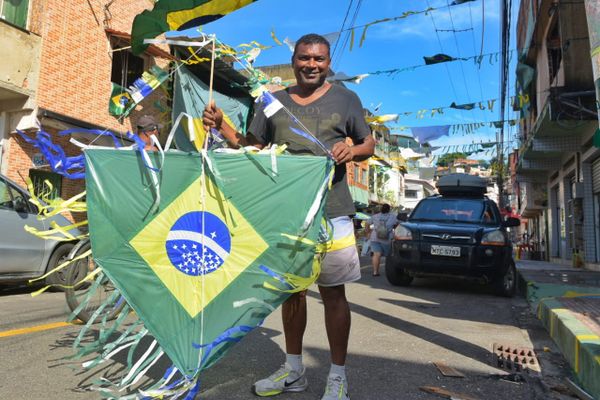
[205,0,521,160]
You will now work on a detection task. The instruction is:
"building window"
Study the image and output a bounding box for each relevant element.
[1,0,29,29]
[353,165,360,183]
[361,168,368,185]
[547,21,562,84]
[111,39,146,88]
[405,189,418,199]
[29,169,62,200]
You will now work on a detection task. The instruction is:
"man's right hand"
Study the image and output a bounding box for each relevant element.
[203,101,223,131]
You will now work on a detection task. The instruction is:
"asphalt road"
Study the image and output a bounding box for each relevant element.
[0,259,576,400]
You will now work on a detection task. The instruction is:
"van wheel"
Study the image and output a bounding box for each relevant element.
[493,261,516,297]
[44,243,75,290]
[385,254,413,286]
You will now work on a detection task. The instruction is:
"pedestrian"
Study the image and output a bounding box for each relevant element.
[136,115,160,151]
[203,33,375,400]
[366,204,397,276]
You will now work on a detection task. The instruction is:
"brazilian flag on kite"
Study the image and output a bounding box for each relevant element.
[84,149,332,380]
[131,0,258,55]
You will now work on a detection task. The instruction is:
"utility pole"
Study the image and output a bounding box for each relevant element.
[498,0,511,209]
[584,1,600,128]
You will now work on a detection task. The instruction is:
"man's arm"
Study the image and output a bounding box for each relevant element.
[331,134,375,165]
[203,102,264,149]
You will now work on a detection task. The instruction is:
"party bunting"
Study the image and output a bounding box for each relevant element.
[108,65,170,118]
[411,125,451,143]
[327,72,370,84]
[450,101,476,110]
[131,0,257,55]
[423,53,458,65]
[366,114,399,125]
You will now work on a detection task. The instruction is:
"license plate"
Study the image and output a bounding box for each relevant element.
[430,245,461,257]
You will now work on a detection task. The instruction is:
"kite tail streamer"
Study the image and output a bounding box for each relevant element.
[27,248,93,295]
[24,219,89,241]
[300,166,334,233]
[260,255,322,293]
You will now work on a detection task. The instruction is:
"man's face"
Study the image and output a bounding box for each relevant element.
[292,43,331,89]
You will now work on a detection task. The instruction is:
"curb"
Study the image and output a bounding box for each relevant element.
[517,269,600,399]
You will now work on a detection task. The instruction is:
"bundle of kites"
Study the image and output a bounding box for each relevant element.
[21,1,339,398]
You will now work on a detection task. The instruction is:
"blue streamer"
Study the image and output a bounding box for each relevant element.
[259,265,294,290]
[289,127,322,146]
[18,130,86,179]
[183,379,202,400]
[192,325,255,366]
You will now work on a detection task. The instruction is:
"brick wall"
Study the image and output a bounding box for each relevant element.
[6,0,167,222]
[35,0,166,134]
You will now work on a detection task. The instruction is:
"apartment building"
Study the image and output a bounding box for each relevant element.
[515,0,599,267]
[0,0,169,220]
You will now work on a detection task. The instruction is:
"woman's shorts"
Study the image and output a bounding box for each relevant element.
[316,216,361,287]
[370,241,391,256]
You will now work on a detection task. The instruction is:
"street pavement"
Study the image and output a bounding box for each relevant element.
[0,258,577,399]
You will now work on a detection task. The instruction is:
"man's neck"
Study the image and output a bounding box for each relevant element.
[291,81,330,97]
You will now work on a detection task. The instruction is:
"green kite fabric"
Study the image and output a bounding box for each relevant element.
[131,0,257,55]
[172,65,252,152]
[85,149,332,377]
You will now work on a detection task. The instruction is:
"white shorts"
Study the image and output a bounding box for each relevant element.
[316,216,361,287]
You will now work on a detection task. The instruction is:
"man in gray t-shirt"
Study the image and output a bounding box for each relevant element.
[203,33,375,400]
[249,84,370,218]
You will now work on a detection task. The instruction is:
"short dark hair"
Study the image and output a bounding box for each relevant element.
[293,33,331,58]
[381,204,391,213]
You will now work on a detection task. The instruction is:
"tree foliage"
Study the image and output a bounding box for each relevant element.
[436,152,468,167]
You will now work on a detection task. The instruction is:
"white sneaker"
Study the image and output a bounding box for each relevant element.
[252,363,308,397]
[321,373,350,400]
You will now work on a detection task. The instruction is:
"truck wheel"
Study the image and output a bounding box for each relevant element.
[493,260,516,297]
[384,253,413,286]
[44,243,75,290]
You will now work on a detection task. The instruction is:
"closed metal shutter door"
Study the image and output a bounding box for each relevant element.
[593,158,600,193]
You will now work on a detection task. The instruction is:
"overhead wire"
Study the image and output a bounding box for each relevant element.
[425,0,468,124]
[333,0,364,70]
[466,1,490,125]
[331,0,355,60]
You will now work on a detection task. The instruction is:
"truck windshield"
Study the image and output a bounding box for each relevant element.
[410,198,488,223]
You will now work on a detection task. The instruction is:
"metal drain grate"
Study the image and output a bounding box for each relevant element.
[492,343,540,373]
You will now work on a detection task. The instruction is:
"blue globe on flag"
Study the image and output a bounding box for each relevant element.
[165,211,231,276]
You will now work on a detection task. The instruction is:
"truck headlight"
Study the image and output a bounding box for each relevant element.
[481,230,505,246]
[394,225,412,240]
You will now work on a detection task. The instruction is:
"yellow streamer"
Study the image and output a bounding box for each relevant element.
[263,255,322,293]
[25,220,89,241]
[270,29,283,46]
[26,179,87,218]
[28,248,92,285]
[349,29,355,51]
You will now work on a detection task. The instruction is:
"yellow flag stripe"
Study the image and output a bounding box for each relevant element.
[167,0,255,30]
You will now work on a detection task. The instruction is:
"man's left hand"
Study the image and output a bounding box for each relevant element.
[331,142,354,164]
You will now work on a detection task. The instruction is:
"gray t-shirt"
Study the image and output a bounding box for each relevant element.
[248,85,371,218]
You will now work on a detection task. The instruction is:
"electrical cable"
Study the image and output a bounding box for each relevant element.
[331,0,354,60]
[425,0,467,123]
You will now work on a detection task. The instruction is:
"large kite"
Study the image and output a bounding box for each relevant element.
[77,147,333,396]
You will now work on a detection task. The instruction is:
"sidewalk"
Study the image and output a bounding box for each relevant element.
[517,260,600,399]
